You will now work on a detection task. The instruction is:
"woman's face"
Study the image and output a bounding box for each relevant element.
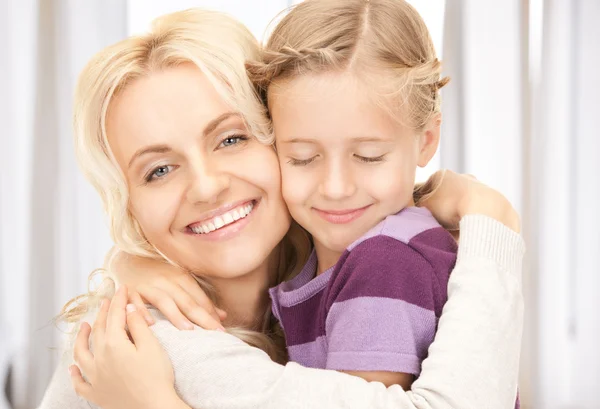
[106,63,291,280]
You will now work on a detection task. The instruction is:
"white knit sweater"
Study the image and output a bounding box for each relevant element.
[39,215,525,409]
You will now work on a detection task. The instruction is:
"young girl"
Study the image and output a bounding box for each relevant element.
[256,3,517,404]
[41,6,524,409]
[251,0,455,388]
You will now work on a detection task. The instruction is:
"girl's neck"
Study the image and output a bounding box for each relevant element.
[313,241,343,275]
[208,247,281,329]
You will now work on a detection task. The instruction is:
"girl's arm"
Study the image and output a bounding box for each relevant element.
[38,352,96,409]
[109,252,226,331]
[67,214,524,409]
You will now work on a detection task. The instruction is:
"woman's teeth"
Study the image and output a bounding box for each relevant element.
[190,202,254,234]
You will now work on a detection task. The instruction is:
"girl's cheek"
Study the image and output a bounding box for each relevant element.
[280,167,305,201]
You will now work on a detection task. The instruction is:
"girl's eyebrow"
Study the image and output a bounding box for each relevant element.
[351,136,392,142]
[280,136,392,144]
[280,138,318,144]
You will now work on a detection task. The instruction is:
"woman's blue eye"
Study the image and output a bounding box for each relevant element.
[154,166,168,176]
[219,135,247,148]
[145,165,172,182]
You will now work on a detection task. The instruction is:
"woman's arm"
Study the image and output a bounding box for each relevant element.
[70,214,523,409]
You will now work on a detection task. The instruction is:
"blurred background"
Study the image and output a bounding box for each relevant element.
[0,0,598,408]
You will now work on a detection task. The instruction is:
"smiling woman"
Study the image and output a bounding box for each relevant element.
[106,65,290,280]
[59,8,311,364]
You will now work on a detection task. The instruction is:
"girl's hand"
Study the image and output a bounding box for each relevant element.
[419,170,520,233]
[112,253,226,331]
[69,286,183,409]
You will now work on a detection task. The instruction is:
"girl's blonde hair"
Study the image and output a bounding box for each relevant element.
[247,0,449,203]
[60,8,311,363]
[249,0,449,129]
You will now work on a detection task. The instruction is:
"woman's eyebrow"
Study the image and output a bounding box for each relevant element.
[128,145,171,169]
[127,112,241,169]
[202,112,242,136]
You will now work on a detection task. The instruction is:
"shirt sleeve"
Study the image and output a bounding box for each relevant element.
[323,236,446,375]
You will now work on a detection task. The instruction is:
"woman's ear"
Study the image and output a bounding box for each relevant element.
[417,113,441,167]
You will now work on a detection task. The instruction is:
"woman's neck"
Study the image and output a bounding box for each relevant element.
[208,247,281,329]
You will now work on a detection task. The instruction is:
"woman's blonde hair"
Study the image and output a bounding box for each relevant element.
[60,8,311,363]
[247,0,448,203]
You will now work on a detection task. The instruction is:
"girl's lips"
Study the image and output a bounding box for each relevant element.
[312,205,371,224]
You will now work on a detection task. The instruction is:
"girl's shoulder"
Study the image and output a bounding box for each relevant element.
[347,206,453,252]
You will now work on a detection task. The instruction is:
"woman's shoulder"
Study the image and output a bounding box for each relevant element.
[147,309,249,350]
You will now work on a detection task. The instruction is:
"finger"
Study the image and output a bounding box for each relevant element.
[179,302,224,331]
[139,286,194,330]
[216,308,228,320]
[125,304,156,348]
[177,274,223,323]
[73,322,94,371]
[91,298,110,349]
[129,291,154,325]
[106,285,129,340]
[171,285,224,330]
[69,365,94,401]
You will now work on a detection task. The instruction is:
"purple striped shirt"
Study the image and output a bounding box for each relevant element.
[269,207,457,375]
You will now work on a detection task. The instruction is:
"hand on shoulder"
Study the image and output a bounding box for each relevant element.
[418,170,521,234]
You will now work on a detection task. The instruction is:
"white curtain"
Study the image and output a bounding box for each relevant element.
[128,0,297,40]
[442,0,600,408]
[0,1,124,407]
[532,1,600,407]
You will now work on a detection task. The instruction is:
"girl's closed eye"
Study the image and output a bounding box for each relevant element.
[355,153,387,163]
[287,156,317,166]
[144,165,176,183]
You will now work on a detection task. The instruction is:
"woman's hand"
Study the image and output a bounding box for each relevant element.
[69,286,185,409]
[418,170,520,233]
[112,252,226,331]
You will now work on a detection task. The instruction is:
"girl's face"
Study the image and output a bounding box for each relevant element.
[106,63,291,280]
[270,72,439,268]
